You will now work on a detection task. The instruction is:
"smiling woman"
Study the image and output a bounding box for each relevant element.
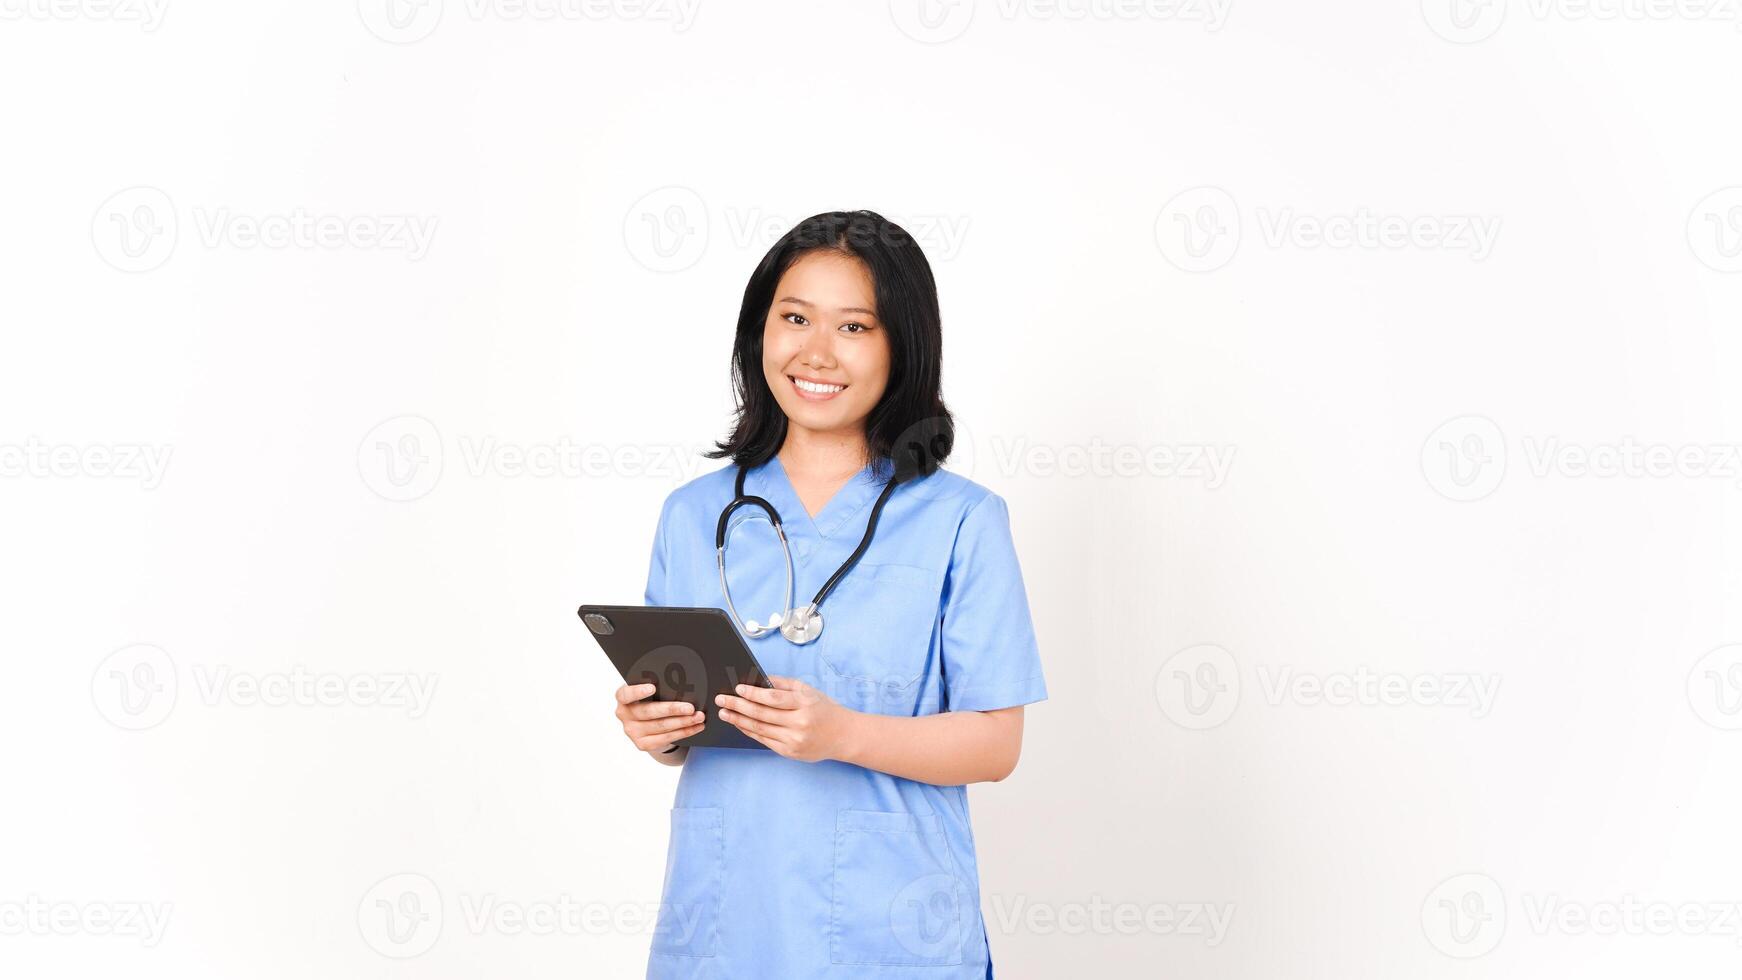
[763,252,891,441]
[709,211,956,493]
[611,210,1047,980]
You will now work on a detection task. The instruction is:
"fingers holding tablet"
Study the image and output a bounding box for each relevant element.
[613,682,706,754]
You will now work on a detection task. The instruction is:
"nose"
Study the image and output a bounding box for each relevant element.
[796,321,835,369]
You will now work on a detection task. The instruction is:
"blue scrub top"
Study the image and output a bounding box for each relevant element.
[641,454,1048,979]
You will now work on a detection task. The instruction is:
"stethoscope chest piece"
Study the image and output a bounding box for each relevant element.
[778,604,823,645]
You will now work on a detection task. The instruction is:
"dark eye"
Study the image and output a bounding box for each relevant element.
[783,313,808,326]
[840,322,869,334]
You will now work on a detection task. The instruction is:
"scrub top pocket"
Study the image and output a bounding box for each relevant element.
[815,562,940,707]
[650,806,723,958]
[830,809,967,967]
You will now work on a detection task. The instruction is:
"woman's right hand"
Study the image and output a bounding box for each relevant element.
[614,683,706,758]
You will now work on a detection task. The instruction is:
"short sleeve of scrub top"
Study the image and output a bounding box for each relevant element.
[643,490,677,608]
[937,493,1048,713]
[637,458,1046,979]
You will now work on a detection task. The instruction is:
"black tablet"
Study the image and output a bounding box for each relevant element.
[577,604,774,751]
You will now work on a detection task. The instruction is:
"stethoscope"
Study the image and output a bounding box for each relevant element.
[714,461,901,645]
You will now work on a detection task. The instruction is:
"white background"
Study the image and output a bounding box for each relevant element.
[4,0,1742,976]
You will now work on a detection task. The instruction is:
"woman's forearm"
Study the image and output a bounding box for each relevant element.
[836,706,1024,785]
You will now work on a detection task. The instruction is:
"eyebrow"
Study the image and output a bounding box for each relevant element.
[776,296,879,318]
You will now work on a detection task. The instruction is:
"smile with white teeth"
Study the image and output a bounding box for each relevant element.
[791,376,846,397]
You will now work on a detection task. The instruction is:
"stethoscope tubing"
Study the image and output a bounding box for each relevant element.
[714,461,901,644]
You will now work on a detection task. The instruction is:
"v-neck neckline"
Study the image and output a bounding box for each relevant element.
[756,454,888,541]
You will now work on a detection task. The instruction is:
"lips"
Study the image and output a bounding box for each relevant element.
[789,375,846,401]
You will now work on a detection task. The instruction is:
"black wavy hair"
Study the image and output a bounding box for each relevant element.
[706,210,954,483]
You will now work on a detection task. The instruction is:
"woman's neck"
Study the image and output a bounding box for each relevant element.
[778,427,870,481]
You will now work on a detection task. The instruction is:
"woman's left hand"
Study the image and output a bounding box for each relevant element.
[716,676,857,762]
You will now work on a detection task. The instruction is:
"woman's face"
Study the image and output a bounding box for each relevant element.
[761,251,891,443]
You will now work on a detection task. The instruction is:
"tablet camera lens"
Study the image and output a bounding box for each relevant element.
[583,613,615,636]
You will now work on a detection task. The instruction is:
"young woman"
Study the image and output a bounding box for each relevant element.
[611,211,1047,978]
